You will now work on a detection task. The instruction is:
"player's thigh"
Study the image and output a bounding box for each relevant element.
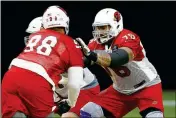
[2,68,29,117]
[2,92,29,118]
[16,70,55,117]
[21,84,54,117]
[91,85,137,118]
[137,83,164,112]
[69,85,100,115]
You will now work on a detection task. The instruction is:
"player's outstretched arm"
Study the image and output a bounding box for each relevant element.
[97,47,134,67]
[75,37,134,68]
[88,47,134,67]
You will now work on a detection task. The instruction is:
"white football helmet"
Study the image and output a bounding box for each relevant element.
[92,8,123,44]
[26,17,42,33]
[42,5,69,34]
[24,17,42,45]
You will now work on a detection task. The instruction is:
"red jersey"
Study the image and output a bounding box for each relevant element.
[10,29,83,89]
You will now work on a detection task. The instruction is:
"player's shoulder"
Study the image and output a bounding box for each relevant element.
[30,29,57,38]
[60,34,75,46]
[38,29,73,40]
[114,29,140,44]
[119,29,139,38]
[87,38,98,49]
[88,38,97,45]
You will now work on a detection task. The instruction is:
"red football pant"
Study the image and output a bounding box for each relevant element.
[69,84,100,115]
[1,66,55,118]
[92,83,164,118]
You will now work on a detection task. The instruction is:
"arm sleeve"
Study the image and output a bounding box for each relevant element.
[88,49,129,68]
[67,67,85,107]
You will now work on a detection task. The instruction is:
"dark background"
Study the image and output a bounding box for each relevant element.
[1,1,176,90]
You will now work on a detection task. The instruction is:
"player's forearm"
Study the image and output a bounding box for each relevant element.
[67,67,85,107]
[67,84,81,107]
[86,47,134,67]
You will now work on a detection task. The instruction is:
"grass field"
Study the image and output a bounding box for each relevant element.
[55,90,176,118]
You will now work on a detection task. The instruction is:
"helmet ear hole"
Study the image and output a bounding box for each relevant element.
[117,25,119,29]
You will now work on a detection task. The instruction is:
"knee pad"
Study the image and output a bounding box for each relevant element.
[80,102,104,118]
[12,112,27,118]
[140,107,163,118]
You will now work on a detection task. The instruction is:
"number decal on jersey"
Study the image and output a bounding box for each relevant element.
[105,66,131,78]
[24,35,41,52]
[122,33,135,40]
[24,35,57,56]
[37,36,57,55]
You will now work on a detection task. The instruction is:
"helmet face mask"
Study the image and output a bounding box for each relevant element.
[92,25,113,44]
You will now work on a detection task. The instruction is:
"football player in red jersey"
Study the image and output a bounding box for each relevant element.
[23,15,101,117]
[65,8,164,118]
[1,5,85,118]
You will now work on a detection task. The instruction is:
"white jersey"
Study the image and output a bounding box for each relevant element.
[106,44,161,95]
[88,29,161,95]
[54,68,98,102]
[107,57,161,95]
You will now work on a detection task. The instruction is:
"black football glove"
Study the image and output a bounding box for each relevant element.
[56,99,71,115]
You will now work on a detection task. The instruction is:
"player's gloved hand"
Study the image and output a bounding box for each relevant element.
[57,99,71,115]
[75,37,91,56]
[75,37,98,62]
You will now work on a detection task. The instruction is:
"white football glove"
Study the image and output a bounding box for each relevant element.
[75,37,91,56]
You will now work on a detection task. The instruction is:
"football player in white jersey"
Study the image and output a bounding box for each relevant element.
[64,8,164,118]
[24,16,100,116]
